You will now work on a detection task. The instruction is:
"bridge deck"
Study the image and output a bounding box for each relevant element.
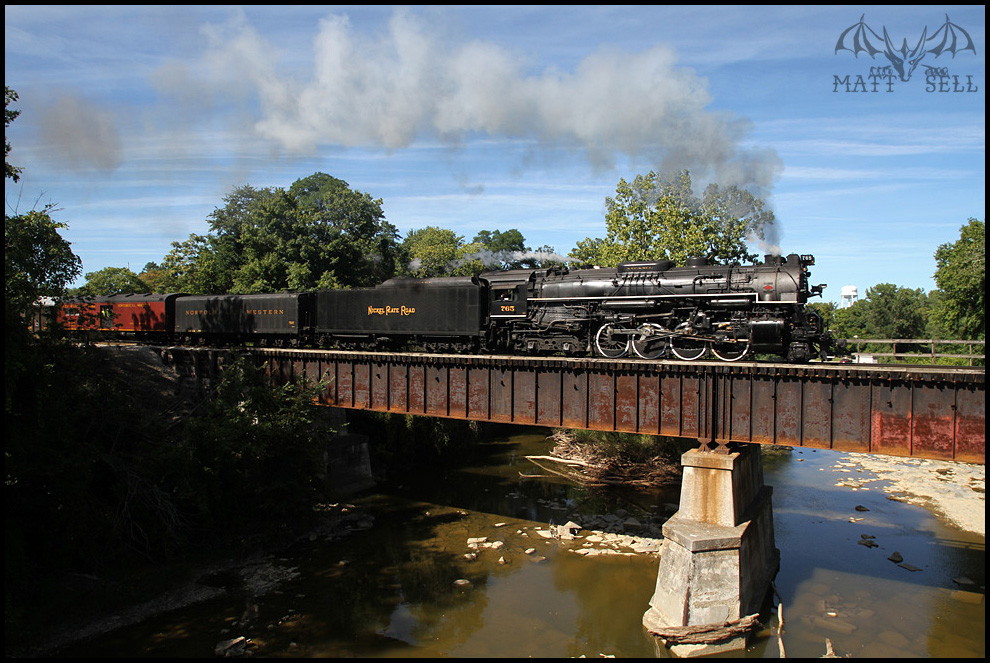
[171,348,985,464]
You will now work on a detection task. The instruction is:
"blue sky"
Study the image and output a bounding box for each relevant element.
[5,5,985,303]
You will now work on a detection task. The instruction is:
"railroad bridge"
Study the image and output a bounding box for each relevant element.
[167,346,984,653]
[171,347,985,463]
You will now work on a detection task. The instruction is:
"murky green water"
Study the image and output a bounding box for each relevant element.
[57,429,984,658]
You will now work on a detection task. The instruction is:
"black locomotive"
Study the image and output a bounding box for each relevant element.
[55,252,831,362]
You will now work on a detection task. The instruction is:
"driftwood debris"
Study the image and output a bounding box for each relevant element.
[524,455,590,467]
[535,429,682,487]
[648,614,764,645]
[524,456,608,486]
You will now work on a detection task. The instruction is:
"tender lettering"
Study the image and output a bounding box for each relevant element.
[368,305,416,316]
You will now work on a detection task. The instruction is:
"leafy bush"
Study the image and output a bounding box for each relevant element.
[160,357,333,544]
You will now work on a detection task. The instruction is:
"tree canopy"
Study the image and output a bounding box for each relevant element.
[571,170,774,267]
[402,226,466,278]
[400,226,557,278]
[931,218,984,340]
[832,283,931,340]
[73,266,150,296]
[158,173,401,294]
[826,219,985,344]
[5,209,82,315]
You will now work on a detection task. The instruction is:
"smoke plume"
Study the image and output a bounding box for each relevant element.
[36,94,123,172]
[164,9,781,196]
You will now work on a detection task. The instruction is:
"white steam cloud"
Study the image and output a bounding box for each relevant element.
[407,249,572,276]
[454,249,572,270]
[162,9,780,194]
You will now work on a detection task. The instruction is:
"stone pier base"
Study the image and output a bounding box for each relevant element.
[643,444,778,657]
[326,433,375,494]
[323,408,375,495]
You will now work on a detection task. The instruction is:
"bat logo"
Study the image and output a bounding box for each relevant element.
[835,14,976,82]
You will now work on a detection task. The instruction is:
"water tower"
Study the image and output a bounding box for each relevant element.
[840,285,858,308]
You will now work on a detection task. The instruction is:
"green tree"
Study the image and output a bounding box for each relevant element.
[931,218,984,340]
[473,228,526,269]
[166,357,331,536]
[4,208,83,420]
[474,229,525,254]
[287,172,400,288]
[137,261,170,293]
[164,173,401,294]
[158,232,233,294]
[569,236,609,267]
[400,226,555,277]
[222,187,306,293]
[74,266,150,296]
[5,209,82,316]
[470,229,562,270]
[402,226,465,277]
[832,283,930,340]
[6,86,23,183]
[573,170,774,267]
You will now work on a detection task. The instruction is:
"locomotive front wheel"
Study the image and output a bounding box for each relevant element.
[711,339,750,362]
[631,323,668,360]
[595,323,630,358]
[670,324,708,361]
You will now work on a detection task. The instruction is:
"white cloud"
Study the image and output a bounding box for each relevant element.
[155,8,782,194]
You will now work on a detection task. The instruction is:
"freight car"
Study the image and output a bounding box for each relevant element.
[46,252,831,362]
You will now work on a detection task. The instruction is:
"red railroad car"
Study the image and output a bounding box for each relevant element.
[55,293,185,341]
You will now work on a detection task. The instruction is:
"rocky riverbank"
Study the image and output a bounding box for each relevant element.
[829,452,984,536]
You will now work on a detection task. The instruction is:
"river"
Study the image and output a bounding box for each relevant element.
[58,427,984,658]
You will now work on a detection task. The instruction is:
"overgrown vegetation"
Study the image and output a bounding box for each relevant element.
[164,357,334,541]
[4,347,335,644]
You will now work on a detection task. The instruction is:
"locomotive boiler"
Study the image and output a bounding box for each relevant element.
[478,252,829,362]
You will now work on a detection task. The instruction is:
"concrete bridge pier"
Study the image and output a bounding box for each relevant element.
[322,408,376,495]
[643,443,778,657]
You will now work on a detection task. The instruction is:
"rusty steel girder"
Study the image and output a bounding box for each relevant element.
[202,349,984,464]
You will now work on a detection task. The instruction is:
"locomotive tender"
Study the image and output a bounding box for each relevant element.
[52,252,831,362]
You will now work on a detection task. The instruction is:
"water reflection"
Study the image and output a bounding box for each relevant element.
[58,431,984,658]
[769,447,985,658]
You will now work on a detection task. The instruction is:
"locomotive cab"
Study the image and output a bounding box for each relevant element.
[489,283,528,318]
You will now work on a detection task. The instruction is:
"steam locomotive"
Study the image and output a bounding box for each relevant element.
[50,252,831,362]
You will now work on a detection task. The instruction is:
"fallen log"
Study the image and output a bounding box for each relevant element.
[648,614,764,645]
[524,455,590,466]
[525,457,607,486]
